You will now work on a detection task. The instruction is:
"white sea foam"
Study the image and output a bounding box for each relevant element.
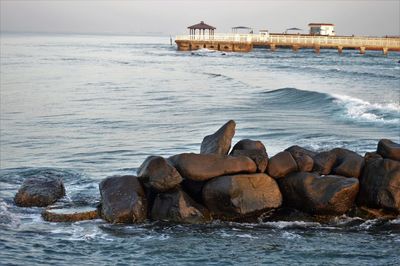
[281,231,301,239]
[332,93,400,124]
[261,221,321,229]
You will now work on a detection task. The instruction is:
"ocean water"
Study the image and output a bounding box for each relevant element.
[0,33,399,265]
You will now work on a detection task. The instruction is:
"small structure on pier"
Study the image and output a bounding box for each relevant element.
[232,26,253,34]
[188,21,216,37]
[308,23,336,36]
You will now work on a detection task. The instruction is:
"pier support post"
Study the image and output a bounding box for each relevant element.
[359,47,366,55]
[292,45,300,52]
[337,46,343,54]
[314,46,320,54]
[270,43,276,52]
[383,47,388,55]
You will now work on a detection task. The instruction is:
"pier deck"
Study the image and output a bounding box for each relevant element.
[175,34,400,54]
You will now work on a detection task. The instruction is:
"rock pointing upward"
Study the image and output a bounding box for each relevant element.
[200,120,236,155]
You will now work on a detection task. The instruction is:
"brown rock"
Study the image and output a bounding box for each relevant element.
[200,120,236,155]
[137,156,182,192]
[231,139,269,172]
[203,173,282,220]
[313,151,337,175]
[331,148,364,178]
[267,151,298,178]
[285,146,315,172]
[169,153,257,181]
[42,205,99,222]
[151,188,210,224]
[99,175,147,224]
[181,178,206,204]
[14,177,65,207]
[278,172,359,215]
[358,157,400,212]
[377,139,400,161]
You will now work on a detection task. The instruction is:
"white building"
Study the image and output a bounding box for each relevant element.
[308,23,335,36]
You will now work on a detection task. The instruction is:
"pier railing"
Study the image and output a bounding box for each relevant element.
[175,34,400,49]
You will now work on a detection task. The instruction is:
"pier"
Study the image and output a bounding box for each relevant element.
[175,33,400,55]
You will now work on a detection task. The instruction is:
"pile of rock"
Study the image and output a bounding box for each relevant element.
[14,120,400,223]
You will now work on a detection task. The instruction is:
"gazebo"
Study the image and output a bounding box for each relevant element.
[232,26,253,34]
[188,21,216,37]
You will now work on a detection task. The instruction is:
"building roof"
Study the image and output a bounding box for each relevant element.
[188,21,216,30]
[232,26,252,30]
[308,23,335,26]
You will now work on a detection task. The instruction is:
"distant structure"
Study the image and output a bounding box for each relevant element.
[308,23,335,36]
[176,21,400,55]
[232,26,253,34]
[188,21,216,37]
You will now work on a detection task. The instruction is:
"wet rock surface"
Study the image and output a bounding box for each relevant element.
[203,173,282,220]
[200,120,236,155]
[99,175,147,224]
[169,153,257,181]
[377,139,400,161]
[267,151,298,178]
[358,156,400,212]
[42,204,99,222]
[231,139,269,172]
[278,172,359,215]
[151,188,210,224]
[137,156,182,192]
[14,177,65,207]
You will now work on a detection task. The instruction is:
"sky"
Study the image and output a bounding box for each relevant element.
[1,0,399,36]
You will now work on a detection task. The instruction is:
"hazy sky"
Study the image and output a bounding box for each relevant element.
[1,0,399,36]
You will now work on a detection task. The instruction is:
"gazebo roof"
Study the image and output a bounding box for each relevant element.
[188,21,216,30]
[232,26,252,30]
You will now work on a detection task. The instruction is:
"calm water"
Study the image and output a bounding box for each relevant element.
[0,34,399,265]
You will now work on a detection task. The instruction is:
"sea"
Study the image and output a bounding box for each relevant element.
[0,33,399,265]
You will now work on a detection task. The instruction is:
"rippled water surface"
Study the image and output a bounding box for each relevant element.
[1,34,399,265]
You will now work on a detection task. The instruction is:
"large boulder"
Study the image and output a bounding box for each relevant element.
[203,173,282,220]
[151,188,210,224]
[99,175,147,224]
[285,146,315,172]
[14,177,65,207]
[169,153,257,181]
[331,148,364,178]
[200,120,236,155]
[230,139,269,172]
[137,156,182,192]
[278,172,359,215]
[313,151,337,175]
[377,139,400,161]
[267,151,298,179]
[357,156,400,212]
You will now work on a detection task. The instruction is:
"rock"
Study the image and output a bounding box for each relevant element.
[181,179,206,204]
[377,139,400,161]
[313,151,337,175]
[200,120,236,155]
[358,157,400,212]
[99,175,147,224]
[151,188,210,224]
[169,153,257,181]
[14,177,65,207]
[285,146,315,172]
[267,151,298,178]
[42,205,99,222]
[364,152,382,163]
[349,206,398,220]
[278,172,359,215]
[231,139,269,172]
[331,148,364,178]
[231,139,267,152]
[137,156,182,192]
[203,173,282,220]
